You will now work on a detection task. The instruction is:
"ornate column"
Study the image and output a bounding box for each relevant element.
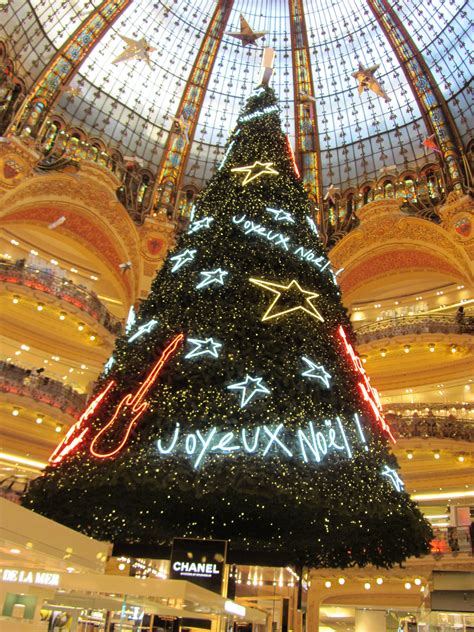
[7,0,131,138]
[367,0,465,191]
[288,0,323,208]
[154,0,234,213]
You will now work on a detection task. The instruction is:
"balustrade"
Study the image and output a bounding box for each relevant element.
[430,526,472,556]
[0,361,86,418]
[388,413,473,442]
[1,261,123,336]
[355,314,473,344]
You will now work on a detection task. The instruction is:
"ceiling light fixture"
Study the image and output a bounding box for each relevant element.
[12,295,20,304]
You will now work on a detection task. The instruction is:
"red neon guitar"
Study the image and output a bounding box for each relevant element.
[90,333,184,459]
[49,380,115,465]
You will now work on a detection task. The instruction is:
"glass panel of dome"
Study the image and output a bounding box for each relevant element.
[29,0,101,49]
[2,4,55,88]
[394,0,473,138]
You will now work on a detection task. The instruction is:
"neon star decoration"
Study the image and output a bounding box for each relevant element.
[227,375,271,408]
[90,334,184,459]
[188,217,213,234]
[185,337,222,359]
[249,278,324,322]
[103,356,115,374]
[381,465,404,492]
[128,319,158,343]
[170,248,196,272]
[301,357,332,388]
[231,161,279,186]
[125,305,137,333]
[196,269,228,290]
[266,207,295,224]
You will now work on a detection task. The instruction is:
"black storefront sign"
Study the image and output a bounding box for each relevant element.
[170,538,227,595]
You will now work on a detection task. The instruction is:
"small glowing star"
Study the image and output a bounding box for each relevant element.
[185,337,222,359]
[170,248,196,272]
[227,375,271,408]
[301,357,332,388]
[196,268,228,290]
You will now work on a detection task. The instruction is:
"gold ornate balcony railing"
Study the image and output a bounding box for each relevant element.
[1,261,123,336]
[355,314,473,344]
[388,414,473,442]
[0,361,87,418]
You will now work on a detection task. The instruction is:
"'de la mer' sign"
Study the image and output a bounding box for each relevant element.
[0,568,60,586]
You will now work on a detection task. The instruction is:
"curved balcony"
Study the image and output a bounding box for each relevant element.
[386,403,472,419]
[355,314,474,345]
[0,361,86,418]
[0,261,123,336]
[430,525,472,557]
[388,414,474,442]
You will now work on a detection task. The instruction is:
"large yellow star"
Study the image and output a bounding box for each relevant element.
[249,278,324,322]
[231,161,279,186]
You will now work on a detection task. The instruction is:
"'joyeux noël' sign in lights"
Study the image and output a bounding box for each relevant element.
[157,415,362,469]
[231,213,335,280]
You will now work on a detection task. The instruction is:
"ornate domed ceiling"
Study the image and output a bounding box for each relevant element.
[3,0,472,193]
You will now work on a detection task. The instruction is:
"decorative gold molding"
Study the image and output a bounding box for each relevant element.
[0,170,144,303]
[330,198,473,297]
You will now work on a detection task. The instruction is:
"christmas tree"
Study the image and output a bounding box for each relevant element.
[25,85,432,568]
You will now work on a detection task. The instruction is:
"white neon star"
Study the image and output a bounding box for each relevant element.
[381,465,404,492]
[196,268,228,290]
[185,337,222,359]
[301,356,332,388]
[170,248,196,272]
[188,217,214,234]
[306,215,319,235]
[227,375,271,408]
[103,356,115,374]
[266,207,295,224]
[125,305,137,333]
[128,319,158,343]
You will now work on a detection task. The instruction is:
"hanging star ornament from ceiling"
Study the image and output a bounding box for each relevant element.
[301,357,332,388]
[227,375,271,408]
[226,14,268,47]
[185,337,222,359]
[324,183,340,205]
[249,278,324,322]
[352,62,391,102]
[112,35,157,68]
[231,161,279,186]
[423,134,443,154]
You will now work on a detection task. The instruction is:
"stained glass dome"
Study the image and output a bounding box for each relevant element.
[3,0,472,195]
